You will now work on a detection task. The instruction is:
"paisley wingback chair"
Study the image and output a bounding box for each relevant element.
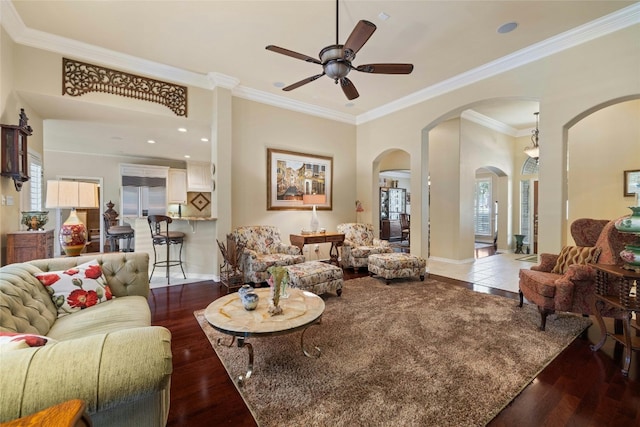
[337,223,393,271]
[518,218,635,330]
[233,225,305,284]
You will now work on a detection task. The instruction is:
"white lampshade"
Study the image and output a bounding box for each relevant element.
[524,146,539,159]
[46,180,99,209]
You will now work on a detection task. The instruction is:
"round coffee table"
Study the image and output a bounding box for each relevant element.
[204,287,325,385]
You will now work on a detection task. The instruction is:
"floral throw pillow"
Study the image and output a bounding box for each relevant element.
[35,260,114,317]
[0,332,56,352]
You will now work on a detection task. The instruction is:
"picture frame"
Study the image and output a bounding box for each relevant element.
[623,169,640,197]
[267,148,333,210]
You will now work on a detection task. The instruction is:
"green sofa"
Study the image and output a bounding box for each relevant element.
[0,252,172,426]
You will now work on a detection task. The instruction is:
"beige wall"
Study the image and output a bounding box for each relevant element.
[566,99,640,242]
[231,98,356,260]
[0,28,46,265]
[356,24,640,262]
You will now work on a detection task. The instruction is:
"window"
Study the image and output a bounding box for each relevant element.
[21,151,43,211]
[474,178,492,236]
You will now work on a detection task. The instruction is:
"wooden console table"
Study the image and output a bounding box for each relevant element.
[590,263,640,376]
[290,232,345,265]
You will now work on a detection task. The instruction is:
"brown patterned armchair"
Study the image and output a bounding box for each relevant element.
[337,223,393,271]
[232,226,305,284]
[518,218,634,330]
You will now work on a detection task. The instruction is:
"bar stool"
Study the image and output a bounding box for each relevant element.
[147,215,186,284]
[103,213,135,252]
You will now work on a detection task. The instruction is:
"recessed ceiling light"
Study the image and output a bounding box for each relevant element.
[274,82,285,88]
[497,22,518,34]
[201,137,209,142]
[345,102,355,108]
[184,155,191,158]
[178,127,187,132]
[378,12,390,21]
[147,139,156,144]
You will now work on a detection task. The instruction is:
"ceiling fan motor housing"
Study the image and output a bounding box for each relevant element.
[320,44,353,80]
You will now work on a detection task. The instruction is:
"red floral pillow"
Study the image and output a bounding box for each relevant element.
[0,332,55,351]
[35,260,114,317]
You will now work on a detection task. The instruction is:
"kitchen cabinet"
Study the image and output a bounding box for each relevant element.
[187,161,213,192]
[168,168,187,204]
[7,230,54,263]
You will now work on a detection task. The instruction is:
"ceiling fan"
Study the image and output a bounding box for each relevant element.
[265,0,414,100]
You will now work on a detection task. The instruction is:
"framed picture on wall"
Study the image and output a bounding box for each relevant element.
[623,169,640,197]
[267,148,333,210]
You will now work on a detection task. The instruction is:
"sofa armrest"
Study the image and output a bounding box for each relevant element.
[373,238,390,247]
[275,243,301,255]
[531,253,559,272]
[0,326,172,422]
[556,263,596,284]
[342,239,356,247]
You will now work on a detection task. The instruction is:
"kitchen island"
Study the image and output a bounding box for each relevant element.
[126,216,217,287]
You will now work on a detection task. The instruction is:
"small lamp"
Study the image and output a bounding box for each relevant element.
[302,194,326,232]
[46,180,99,256]
[355,200,364,223]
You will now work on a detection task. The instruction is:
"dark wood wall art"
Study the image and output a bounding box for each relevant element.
[63,58,188,117]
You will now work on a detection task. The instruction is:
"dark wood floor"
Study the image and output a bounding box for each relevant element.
[150,270,639,427]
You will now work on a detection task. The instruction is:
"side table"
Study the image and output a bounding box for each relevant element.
[289,232,345,265]
[590,263,640,376]
[0,399,91,426]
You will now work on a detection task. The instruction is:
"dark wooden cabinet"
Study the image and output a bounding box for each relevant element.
[380,220,402,241]
[6,230,54,264]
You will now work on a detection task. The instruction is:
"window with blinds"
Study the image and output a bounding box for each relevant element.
[27,152,43,211]
[474,178,492,236]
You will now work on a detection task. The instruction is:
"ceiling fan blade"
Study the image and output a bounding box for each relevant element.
[282,73,325,91]
[343,20,376,56]
[340,77,359,100]
[265,45,322,65]
[356,63,414,74]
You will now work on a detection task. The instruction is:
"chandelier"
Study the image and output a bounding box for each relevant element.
[524,112,540,159]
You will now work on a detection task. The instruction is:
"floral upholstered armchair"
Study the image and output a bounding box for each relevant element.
[518,218,635,330]
[337,223,393,271]
[232,226,305,284]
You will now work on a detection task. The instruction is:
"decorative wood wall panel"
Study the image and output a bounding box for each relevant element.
[63,58,188,116]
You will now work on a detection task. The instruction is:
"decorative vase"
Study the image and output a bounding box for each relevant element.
[241,292,259,311]
[614,206,640,271]
[59,209,87,257]
[310,205,319,232]
[238,284,254,300]
[21,211,49,231]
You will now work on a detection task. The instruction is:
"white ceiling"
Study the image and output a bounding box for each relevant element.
[4,1,637,161]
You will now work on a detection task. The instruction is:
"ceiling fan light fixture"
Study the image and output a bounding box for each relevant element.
[325,60,351,80]
[524,111,540,160]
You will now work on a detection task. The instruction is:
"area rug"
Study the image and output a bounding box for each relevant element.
[194,276,591,427]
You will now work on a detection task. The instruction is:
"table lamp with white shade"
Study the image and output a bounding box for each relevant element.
[46,180,99,256]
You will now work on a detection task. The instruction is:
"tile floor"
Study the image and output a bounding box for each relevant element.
[427,252,537,294]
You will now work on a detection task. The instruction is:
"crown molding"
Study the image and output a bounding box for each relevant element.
[461,110,518,136]
[2,1,639,125]
[232,86,356,124]
[356,2,640,125]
